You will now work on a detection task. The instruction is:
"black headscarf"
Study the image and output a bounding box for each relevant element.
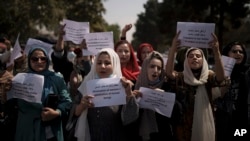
[222,41,249,79]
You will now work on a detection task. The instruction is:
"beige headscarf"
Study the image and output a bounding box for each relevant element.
[183,47,215,141]
[135,51,165,140]
[135,51,165,90]
[75,48,122,141]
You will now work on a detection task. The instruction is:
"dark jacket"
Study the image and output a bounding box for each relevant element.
[51,51,73,84]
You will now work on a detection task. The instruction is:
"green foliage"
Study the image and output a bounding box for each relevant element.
[106,24,121,43]
[132,0,250,53]
[132,0,164,52]
[0,0,66,43]
[0,0,110,44]
[64,0,107,32]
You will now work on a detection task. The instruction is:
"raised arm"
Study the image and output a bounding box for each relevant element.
[208,33,225,82]
[166,31,181,79]
[120,24,132,40]
[55,24,66,52]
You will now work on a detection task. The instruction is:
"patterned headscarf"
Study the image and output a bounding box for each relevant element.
[183,47,215,141]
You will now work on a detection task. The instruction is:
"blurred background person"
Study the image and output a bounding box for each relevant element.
[214,41,249,141]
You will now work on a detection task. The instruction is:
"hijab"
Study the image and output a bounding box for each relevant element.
[15,46,67,141]
[27,46,55,102]
[114,40,140,81]
[137,43,154,66]
[75,48,122,141]
[183,47,215,141]
[135,51,165,140]
[135,51,165,90]
[222,41,249,79]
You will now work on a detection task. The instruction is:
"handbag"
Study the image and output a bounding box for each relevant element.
[65,116,77,141]
[65,104,78,141]
[65,91,82,141]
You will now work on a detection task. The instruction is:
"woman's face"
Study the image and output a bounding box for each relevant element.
[141,46,152,61]
[228,45,244,64]
[30,50,47,72]
[147,58,162,82]
[96,53,113,78]
[187,49,203,70]
[116,43,131,65]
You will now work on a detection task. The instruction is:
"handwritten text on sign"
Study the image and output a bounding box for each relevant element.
[138,87,176,117]
[84,32,114,55]
[177,22,215,48]
[7,73,44,103]
[86,77,126,107]
[63,19,90,44]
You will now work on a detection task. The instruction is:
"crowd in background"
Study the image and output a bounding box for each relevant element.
[0,23,249,141]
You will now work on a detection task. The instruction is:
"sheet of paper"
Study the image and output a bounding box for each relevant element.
[86,77,126,107]
[138,87,176,118]
[221,55,236,77]
[7,73,44,103]
[84,32,114,55]
[24,38,54,60]
[163,57,168,66]
[6,33,22,67]
[177,22,215,48]
[82,49,95,56]
[63,19,89,44]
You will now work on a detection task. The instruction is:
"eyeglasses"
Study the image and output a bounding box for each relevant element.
[231,50,243,54]
[30,57,47,62]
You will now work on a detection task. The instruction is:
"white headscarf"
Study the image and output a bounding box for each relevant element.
[75,48,122,141]
[183,47,215,141]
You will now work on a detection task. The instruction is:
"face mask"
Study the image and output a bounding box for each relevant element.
[0,51,11,63]
[67,51,76,63]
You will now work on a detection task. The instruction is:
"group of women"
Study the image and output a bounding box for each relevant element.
[70,25,249,141]
[1,23,249,141]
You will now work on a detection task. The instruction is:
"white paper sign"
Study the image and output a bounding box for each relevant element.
[63,19,90,44]
[24,38,54,60]
[7,33,22,67]
[86,77,126,107]
[138,87,176,117]
[82,49,95,56]
[163,57,168,66]
[221,55,236,77]
[177,22,215,48]
[7,73,44,103]
[84,32,114,55]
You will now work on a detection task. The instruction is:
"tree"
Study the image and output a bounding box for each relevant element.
[0,0,112,44]
[0,0,65,43]
[106,24,121,43]
[132,0,164,52]
[215,0,250,49]
[64,0,107,32]
[132,0,250,53]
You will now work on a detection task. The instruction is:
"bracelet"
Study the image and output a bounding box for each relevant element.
[55,49,64,52]
[120,37,126,40]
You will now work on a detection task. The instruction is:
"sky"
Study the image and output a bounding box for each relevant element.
[102,0,148,42]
